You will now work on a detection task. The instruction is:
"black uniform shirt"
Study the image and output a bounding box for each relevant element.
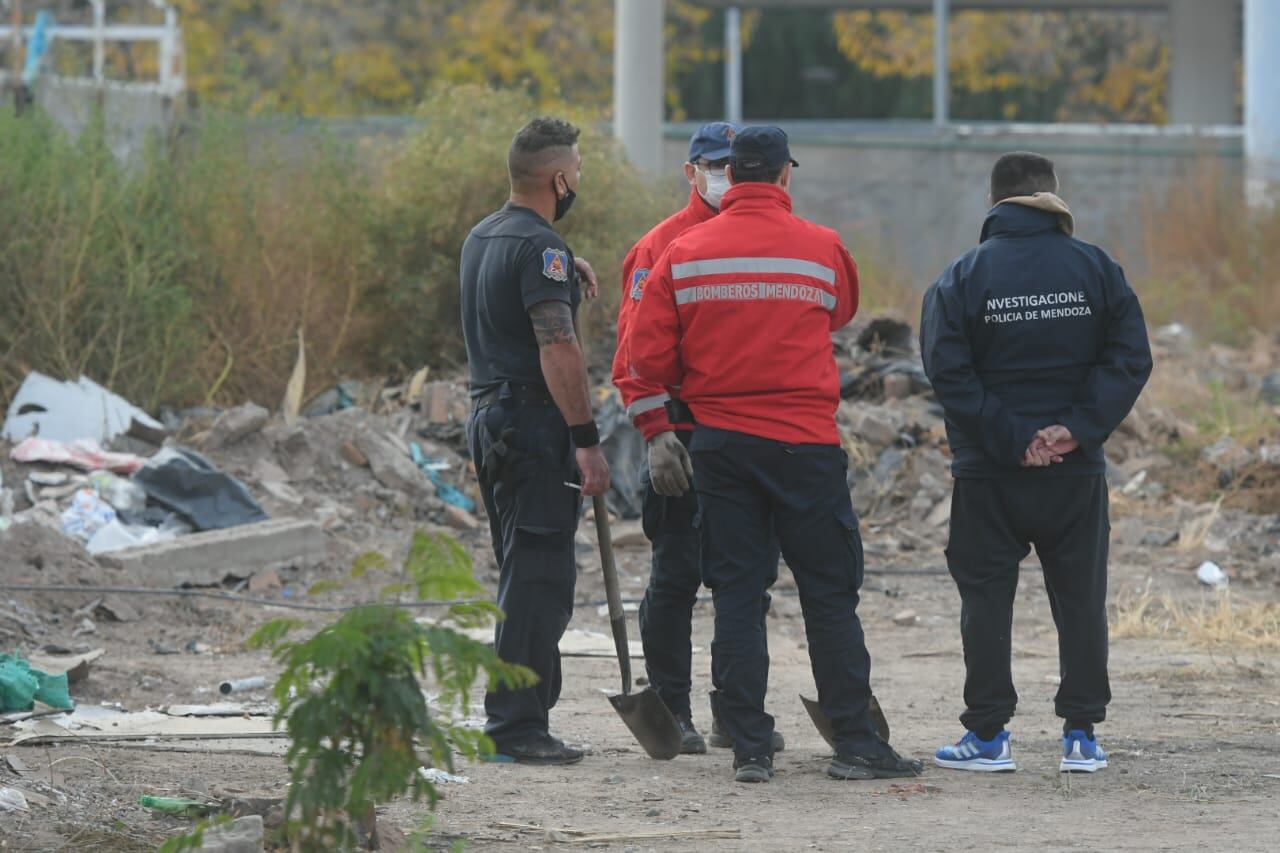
[920,203,1152,478]
[460,203,580,400]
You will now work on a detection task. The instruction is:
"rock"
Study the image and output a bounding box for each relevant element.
[355,431,430,500]
[1110,516,1148,547]
[339,440,369,468]
[892,609,919,626]
[274,426,315,481]
[882,373,913,400]
[1141,527,1178,547]
[843,404,901,448]
[442,504,480,530]
[191,814,265,853]
[872,448,907,482]
[206,403,269,449]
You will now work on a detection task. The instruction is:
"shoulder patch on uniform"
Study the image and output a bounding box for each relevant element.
[630,268,650,301]
[542,247,569,282]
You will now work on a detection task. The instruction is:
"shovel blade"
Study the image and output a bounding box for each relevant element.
[608,687,682,760]
[800,693,892,751]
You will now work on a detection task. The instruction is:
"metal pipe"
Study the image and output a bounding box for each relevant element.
[933,0,949,128]
[724,6,743,124]
[92,0,105,84]
[1245,0,1280,207]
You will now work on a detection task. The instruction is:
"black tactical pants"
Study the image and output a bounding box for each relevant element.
[691,427,881,761]
[637,431,779,722]
[467,393,581,749]
[945,475,1111,736]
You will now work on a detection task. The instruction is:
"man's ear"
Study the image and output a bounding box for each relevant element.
[779,163,792,193]
[725,164,736,185]
[684,162,698,187]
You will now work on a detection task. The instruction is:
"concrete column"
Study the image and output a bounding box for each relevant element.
[613,0,665,176]
[933,0,949,127]
[724,6,743,124]
[1245,0,1280,206]
[1169,0,1237,125]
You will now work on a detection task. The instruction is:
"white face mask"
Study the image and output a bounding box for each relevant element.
[699,168,731,209]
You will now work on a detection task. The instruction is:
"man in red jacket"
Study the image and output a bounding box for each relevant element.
[613,122,786,757]
[632,126,922,784]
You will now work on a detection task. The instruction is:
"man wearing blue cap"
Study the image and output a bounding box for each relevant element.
[612,122,786,756]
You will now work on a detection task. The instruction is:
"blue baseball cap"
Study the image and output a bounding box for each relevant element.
[688,121,739,163]
[730,125,799,173]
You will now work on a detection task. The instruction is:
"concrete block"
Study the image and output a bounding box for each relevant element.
[103,518,326,586]
[206,403,269,449]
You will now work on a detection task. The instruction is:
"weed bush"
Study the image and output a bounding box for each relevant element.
[0,87,670,410]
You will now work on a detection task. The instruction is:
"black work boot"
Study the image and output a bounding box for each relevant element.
[677,716,707,755]
[709,718,786,752]
[733,754,774,783]
[827,741,923,780]
[489,732,585,766]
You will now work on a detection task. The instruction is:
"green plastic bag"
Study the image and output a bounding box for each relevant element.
[0,654,74,712]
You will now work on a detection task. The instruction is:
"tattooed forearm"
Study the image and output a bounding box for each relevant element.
[529,300,577,347]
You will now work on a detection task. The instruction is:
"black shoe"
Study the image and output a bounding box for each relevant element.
[708,719,786,752]
[733,755,774,783]
[490,732,585,766]
[677,716,707,755]
[827,743,923,780]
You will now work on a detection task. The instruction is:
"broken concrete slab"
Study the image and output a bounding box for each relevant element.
[99,518,325,586]
[192,814,265,853]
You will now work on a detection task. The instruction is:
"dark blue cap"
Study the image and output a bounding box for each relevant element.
[729,125,799,173]
[688,121,739,163]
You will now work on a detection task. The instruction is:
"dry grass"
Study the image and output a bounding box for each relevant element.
[1112,588,1280,651]
[1138,159,1280,344]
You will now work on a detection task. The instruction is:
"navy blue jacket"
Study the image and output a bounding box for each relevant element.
[920,202,1153,478]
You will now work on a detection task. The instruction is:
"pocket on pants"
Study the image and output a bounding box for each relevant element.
[508,451,581,536]
[834,501,864,591]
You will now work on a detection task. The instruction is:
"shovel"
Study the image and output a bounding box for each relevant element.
[593,494,683,760]
[800,693,892,751]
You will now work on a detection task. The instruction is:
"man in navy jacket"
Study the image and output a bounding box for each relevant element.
[921,152,1152,775]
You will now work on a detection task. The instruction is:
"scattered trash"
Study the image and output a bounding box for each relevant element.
[419,767,470,785]
[59,488,118,543]
[139,795,216,818]
[25,649,103,686]
[219,676,267,696]
[11,436,146,475]
[87,470,148,516]
[0,787,30,813]
[2,371,163,444]
[85,519,180,555]
[0,654,74,713]
[410,442,476,512]
[134,447,268,531]
[1196,560,1229,589]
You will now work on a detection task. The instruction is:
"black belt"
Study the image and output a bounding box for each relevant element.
[474,383,553,409]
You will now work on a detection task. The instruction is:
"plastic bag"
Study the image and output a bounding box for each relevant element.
[59,488,117,542]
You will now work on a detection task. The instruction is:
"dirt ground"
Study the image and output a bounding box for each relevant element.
[3,521,1277,852]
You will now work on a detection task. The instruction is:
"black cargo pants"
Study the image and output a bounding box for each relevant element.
[945,475,1111,735]
[637,430,779,722]
[467,389,581,749]
[692,427,881,761]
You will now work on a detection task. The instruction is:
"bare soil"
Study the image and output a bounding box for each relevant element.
[3,524,1277,852]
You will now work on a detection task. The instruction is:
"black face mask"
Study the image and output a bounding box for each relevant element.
[553,176,577,222]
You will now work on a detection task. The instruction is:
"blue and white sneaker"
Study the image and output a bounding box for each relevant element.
[934,731,1016,772]
[1060,730,1108,773]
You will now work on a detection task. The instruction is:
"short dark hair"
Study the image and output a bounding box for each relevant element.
[729,163,785,185]
[508,117,580,187]
[990,152,1057,203]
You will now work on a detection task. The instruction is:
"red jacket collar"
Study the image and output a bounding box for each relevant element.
[719,182,792,214]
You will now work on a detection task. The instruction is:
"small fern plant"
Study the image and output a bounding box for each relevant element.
[248,529,533,850]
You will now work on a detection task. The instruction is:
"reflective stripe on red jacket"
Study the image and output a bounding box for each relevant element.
[631,182,859,446]
[612,188,717,441]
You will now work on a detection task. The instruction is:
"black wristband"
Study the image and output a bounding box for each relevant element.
[570,422,600,448]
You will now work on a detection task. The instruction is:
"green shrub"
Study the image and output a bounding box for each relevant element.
[367,84,671,371]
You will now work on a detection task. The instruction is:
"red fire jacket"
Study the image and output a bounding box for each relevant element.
[612,188,717,441]
[631,182,859,446]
